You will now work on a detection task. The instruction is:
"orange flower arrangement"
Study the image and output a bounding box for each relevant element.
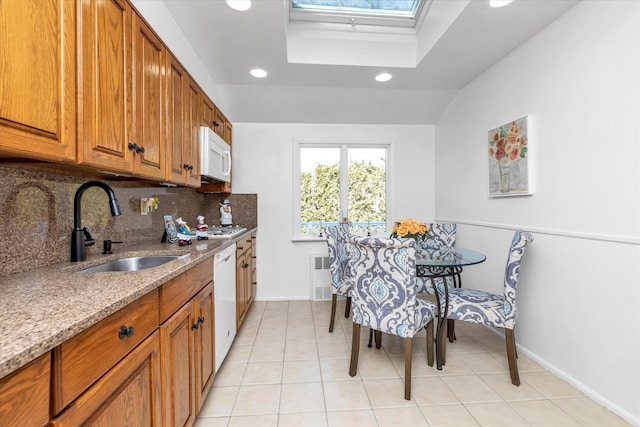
[489,120,528,162]
[390,219,431,241]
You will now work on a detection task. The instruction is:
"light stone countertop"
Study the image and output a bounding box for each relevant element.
[0,228,256,380]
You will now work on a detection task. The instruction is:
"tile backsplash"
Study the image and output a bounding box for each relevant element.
[0,166,256,276]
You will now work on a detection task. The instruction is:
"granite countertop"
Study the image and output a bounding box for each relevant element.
[0,228,256,380]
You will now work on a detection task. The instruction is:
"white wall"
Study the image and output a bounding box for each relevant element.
[230,123,435,300]
[434,1,640,424]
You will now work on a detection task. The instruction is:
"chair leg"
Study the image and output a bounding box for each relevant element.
[447,319,456,342]
[329,294,337,333]
[349,324,361,377]
[368,328,373,347]
[505,328,520,386]
[404,338,412,400]
[375,330,382,349]
[425,320,434,367]
[435,317,447,369]
[344,296,351,318]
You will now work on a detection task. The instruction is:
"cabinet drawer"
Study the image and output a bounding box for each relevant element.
[159,259,213,323]
[51,331,162,427]
[52,289,159,414]
[0,352,50,427]
[236,236,252,257]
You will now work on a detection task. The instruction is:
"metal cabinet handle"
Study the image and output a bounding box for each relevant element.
[198,317,205,324]
[118,325,135,339]
[191,323,199,330]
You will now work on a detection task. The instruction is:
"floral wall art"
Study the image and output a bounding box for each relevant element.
[488,116,531,197]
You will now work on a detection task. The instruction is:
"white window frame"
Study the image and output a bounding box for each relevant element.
[293,139,394,241]
[289,0,430,29]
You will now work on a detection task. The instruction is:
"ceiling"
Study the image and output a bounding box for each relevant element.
[160,0,578,124]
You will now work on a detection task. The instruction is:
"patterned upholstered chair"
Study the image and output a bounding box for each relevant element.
[443,230,534,385]
[325,224,353,333]
[416,223,458,341]
[348,236,436,400]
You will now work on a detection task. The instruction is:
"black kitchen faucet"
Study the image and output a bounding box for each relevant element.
[70,181,122,262]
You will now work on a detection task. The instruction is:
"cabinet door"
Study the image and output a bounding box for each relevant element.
[202,96,215,131]
[77,0,134,172]
[160,301,196,427]
[183,77,201,188]
[194,283,215,414]
[251,232,257,300]
[213,108,226,139]
[236,248,247,328]
[0,353,50,427]
[166,54,186,184]
[0,0,76,162]
[51,332,162,427]
[242,236,254,308]
[132,12,165,180]
[224,121,233,146]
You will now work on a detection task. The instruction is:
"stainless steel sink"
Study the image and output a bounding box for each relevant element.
[78,255,189,273]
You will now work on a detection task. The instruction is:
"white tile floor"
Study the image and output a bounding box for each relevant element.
[194,299,630,427]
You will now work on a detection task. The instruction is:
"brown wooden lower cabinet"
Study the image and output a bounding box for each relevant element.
[194,283,215,414]
[0,258,218,427]
[50,331,162,426]
[160,300,196,427]
[236,235,254,329]
[0,352,50,427]
[160,281,215,427]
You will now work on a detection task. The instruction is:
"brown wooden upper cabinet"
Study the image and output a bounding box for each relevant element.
[1,0,231,191]
[131,12,166,180]
[213,108,227,141]
[202,96,216,131]
[76,0,134,173]
[224,121,233,146]
[184,76,202,187]
[166,52,202,188]
[0,0,77,163]
[77,0,165,180]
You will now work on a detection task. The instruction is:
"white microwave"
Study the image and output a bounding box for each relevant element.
[200,126,231,183]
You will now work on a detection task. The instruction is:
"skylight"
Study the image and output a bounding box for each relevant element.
[290,0,427,28]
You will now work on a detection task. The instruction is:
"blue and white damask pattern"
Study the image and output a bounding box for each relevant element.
[325,225,353,297]
[445,230,534,329]
[348,236,437,339]
[415,223,457,295]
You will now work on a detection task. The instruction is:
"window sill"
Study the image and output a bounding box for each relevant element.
[292,237,327,243]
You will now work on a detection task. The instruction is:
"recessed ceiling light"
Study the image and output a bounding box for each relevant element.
[226,0,252,12]
[250,68,268,78]
[489,0,514,8]
[375,72,392,82]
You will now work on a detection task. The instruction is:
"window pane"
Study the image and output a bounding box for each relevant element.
[347,147,386,235]
[300,147,340,235]
[292,0,421,17]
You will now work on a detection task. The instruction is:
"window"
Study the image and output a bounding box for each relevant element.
[294,142,388,239]
[290,0,428,28]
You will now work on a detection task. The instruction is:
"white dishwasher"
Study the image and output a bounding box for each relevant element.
[214,243,237,372]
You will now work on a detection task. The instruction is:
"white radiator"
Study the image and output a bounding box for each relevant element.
[309,254,332,301]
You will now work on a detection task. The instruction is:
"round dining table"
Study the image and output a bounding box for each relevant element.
[415,247,486,370]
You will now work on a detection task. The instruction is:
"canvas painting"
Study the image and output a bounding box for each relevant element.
[488,116,531,197]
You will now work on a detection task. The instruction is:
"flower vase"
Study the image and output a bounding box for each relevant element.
[498,160,511,193]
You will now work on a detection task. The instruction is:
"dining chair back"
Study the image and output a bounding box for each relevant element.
[416,223,459,342]
[415,222,457,296]
[347,236,436,400]
[325,224,353,332]
[444,229,534,385]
